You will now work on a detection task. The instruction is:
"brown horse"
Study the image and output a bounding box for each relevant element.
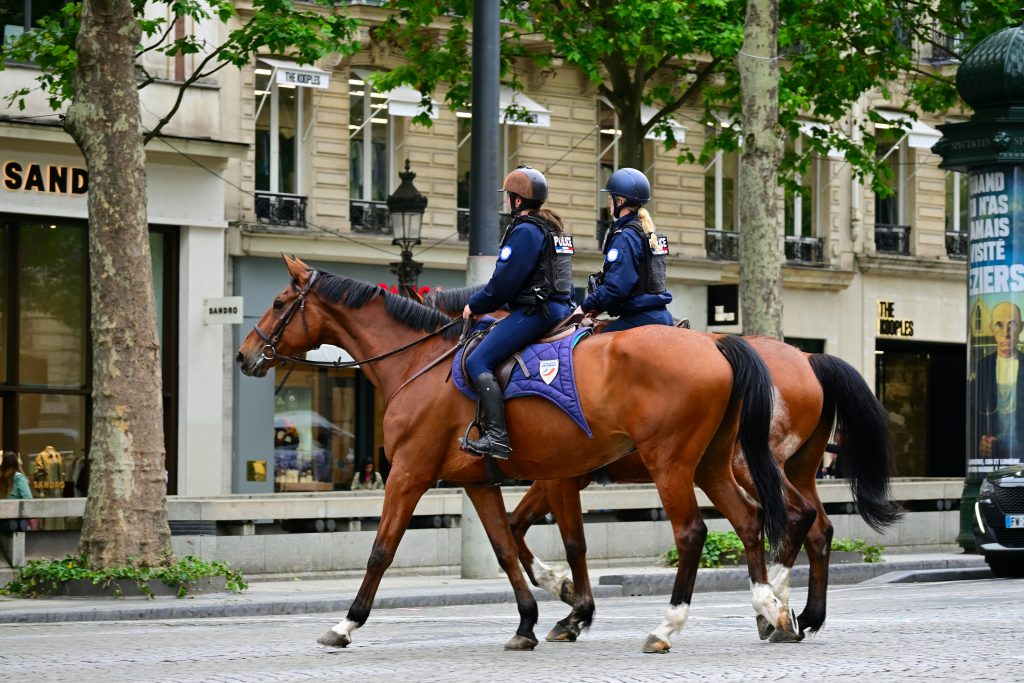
[425,288,900,642]
[237,256,789,652]
[511,340,900,643]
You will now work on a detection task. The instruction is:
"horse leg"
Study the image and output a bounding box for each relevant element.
[463,485,540,651]
[510,480,575,606]
[317,476,432,648]
[787,451,834,637]
[538,478,595,643]
[642,483,706,654]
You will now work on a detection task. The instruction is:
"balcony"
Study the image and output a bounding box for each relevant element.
[455,209,513,241]
[705,229,740,261]
[784,236,824,266]
[945,230,967,260]
[255,192,306,228]
[350,200,391,235]
[874,224,911,255]
[930,30,962,64]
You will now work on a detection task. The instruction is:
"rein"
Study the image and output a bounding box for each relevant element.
[253,270,463,371]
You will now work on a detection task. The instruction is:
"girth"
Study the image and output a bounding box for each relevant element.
[459,312,586,391]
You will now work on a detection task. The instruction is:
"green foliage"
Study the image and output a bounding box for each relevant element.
[662,532,885,567]
[0,0,362,141]
[2,554,247,599]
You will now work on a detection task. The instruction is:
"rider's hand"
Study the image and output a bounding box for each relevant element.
[462,304,473,320]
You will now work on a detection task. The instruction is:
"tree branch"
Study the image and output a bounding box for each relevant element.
[135,15,177,59]
[141,39,231,144]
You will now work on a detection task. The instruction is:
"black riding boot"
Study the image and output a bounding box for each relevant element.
[461,372,512,459]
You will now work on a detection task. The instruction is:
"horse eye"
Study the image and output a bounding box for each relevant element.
[273,299,284,310]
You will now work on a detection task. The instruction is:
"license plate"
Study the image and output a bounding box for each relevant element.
[1006,515,1024,529]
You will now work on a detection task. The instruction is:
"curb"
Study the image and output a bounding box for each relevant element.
[0,556,987,624]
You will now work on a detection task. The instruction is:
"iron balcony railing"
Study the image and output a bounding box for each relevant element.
[705,229,740,261]
[350,199,391,235]
[456,209,513,241]
[874,223,911,255]
[255,192,307,228]
[930,30,962,64]
[784,235,824,265]
[945,230,968,260]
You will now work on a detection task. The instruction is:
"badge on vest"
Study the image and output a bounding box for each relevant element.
[649,234,669,256]
[552,234,575,254]
[539,359,559,384]
[499,245,513,261]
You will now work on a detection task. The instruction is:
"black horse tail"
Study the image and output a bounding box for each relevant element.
[809,353,903,532]
[715,334,787,553]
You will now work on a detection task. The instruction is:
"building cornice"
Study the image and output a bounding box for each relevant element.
[856,253,967,282]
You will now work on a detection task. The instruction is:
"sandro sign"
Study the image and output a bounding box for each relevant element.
[2,161,89,195]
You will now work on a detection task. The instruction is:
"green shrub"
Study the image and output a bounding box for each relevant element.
[2,554,247,599]
[663,533,885,567]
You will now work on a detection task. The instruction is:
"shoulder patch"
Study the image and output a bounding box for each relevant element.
[606,248,619,263]
[499,245,513,261]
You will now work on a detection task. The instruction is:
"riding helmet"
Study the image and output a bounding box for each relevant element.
[501,165,548,206]
[602,167,652,205]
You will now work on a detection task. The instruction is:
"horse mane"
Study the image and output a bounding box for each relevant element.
[315,271,462,340]
[424,285,509,315]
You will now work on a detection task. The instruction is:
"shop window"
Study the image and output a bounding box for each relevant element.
[273,364,359,492]
[0,219,178,496]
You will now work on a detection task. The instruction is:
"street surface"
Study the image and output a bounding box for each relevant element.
[0,578,1020,682]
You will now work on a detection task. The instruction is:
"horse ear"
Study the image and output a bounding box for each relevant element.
[284,254,309,285]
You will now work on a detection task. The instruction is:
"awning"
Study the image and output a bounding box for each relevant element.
[351,68,440,120]
[258,57,330,90]
[875,110,942,149]
[306,344,355,365]
[500,86,550,127]
[797,120,845,160]
[641,105,686,143]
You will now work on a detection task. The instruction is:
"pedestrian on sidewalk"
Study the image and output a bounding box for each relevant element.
[1,451,32,500]
[351,461,384,491]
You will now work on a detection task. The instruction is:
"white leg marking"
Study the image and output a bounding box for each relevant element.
[749,581,784,628]
[768,563,792,606]
[330,619,359,641]
[531,557,567,597]
[648,604,690,644]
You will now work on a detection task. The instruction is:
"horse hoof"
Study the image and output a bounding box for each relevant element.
[642,635,671,654]
[768,628,804,644]
[545,622,580,642]
[504,634,539,651]
[317,630,351,648]
[756,615,776,641]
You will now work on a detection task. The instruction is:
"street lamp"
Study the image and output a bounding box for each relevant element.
[387,159,428,296]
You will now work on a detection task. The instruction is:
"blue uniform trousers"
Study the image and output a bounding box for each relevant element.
[604,307,674,332]
[465,304,572,381]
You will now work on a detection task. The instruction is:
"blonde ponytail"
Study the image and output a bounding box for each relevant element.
[637,207,658,249]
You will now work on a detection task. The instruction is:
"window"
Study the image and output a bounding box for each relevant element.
[255,69,303,195]
[2,0,66,45]
[784,135,816,239]
[349,73,391,203]
[874,128,904,228]
[457,115,515,209]
[704,144,738,233]
[0,219,178,496]
[945,171,968,233]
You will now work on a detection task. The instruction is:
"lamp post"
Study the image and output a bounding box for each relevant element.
[387,159,428,297]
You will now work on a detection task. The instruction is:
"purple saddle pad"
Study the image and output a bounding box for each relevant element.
[453,325,593,437]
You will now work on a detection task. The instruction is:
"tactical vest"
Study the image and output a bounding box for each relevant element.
[501,215,574,309]
[601,219,669,298]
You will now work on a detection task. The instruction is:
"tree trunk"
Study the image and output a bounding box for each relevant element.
[737,0,783,339]
[64,0,172,567]
[617,96,645,171]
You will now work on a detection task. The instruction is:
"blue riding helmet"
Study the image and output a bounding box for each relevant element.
[601,167,652,206]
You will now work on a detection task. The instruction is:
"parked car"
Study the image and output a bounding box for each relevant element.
[973,464,1024,577]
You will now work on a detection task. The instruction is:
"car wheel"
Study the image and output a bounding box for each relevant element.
[986,557,1024,578]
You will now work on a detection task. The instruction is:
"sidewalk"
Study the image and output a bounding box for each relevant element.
[0,552,988,624]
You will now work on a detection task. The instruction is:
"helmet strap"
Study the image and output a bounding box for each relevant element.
[508,193,522,217]
[612,196,633,219]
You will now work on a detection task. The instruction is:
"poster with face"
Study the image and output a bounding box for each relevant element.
[967,167,1024,475]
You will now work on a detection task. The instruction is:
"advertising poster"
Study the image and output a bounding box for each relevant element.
[967,167,1024,476]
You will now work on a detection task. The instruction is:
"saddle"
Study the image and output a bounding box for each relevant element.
[459,312,586,390]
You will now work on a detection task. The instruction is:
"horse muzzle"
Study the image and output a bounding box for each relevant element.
[236,349,271,378]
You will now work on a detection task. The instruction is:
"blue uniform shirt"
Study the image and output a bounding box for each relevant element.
[583,214,672,316]
[468,218,548,314]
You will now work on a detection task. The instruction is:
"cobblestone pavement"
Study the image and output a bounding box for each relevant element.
[0,578,1020,683]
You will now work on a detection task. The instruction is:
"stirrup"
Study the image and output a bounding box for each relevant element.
[460,434,512,460]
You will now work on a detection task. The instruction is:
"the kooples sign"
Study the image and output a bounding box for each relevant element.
[2,161,89,195]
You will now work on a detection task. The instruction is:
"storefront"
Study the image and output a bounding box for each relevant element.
[0,120,243,497]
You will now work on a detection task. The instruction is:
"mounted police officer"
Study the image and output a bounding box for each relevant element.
[583,168,673,331]
[460,165,575,459]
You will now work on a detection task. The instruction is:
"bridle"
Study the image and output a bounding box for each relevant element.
[252,269,463,373]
